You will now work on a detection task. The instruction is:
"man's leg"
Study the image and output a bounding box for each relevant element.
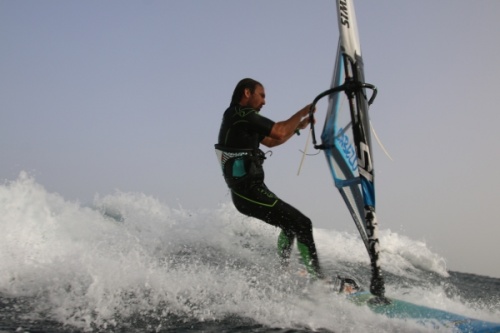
[277,229,294,266]
[231,184,323,279]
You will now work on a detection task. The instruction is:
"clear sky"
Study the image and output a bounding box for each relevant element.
[2,1,499,278]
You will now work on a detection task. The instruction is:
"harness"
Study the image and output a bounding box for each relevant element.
[214,144,267,187]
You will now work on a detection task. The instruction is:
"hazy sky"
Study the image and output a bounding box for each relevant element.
[2,1,499,278]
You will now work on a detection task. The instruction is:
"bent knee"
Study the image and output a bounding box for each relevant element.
[292,216,313,236]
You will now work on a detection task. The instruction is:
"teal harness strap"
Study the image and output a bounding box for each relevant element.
[214,144,266,187]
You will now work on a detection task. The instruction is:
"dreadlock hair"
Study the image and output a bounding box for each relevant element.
[230,78,262,106]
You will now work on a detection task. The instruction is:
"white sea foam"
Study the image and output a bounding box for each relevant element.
[0,172,496,332]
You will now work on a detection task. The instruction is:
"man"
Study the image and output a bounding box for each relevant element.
[215,78,324,279]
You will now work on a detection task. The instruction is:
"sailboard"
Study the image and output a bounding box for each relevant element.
[308,1,500,331]
[350,291,500,332]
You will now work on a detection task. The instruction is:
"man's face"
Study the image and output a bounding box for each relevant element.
[247,85,266,111]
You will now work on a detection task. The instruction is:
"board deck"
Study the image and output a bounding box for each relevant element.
[349,291,500,332]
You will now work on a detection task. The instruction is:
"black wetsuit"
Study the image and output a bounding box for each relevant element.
[216,104,323,278]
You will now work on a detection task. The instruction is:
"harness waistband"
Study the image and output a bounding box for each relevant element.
[214,144,266,187]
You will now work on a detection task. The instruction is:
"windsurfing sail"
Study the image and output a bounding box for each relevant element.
[309,0,385,297]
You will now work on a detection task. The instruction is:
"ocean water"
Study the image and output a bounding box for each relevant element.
[1,173,499,333]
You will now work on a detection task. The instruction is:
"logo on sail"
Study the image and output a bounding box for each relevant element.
[336,130,357,171]
[339,0,350,28]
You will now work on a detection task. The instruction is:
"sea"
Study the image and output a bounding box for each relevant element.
[1,172,499,333]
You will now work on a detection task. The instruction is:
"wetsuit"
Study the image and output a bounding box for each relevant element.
[216,104,323,278]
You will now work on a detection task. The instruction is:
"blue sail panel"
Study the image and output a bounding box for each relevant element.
[320,42,370,251]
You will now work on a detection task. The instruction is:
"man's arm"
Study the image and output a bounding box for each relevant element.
[261,104,313,148]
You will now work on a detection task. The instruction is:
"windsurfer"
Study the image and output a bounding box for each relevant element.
[215,78,325,279]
